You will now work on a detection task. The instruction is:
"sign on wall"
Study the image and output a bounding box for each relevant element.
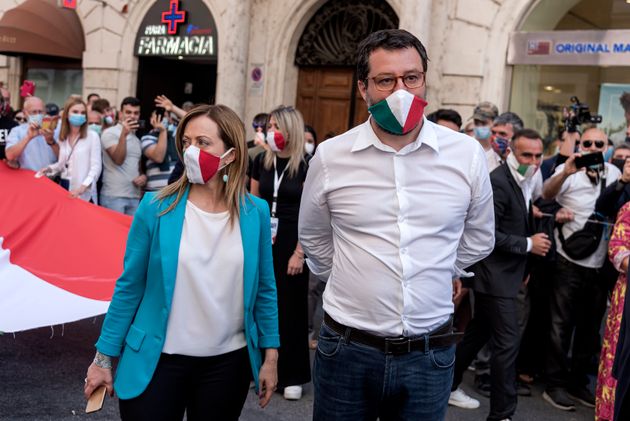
[134,0,217,58]
[508,30,630,66]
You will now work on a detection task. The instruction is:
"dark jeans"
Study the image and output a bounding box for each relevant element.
[313,322,455,421]
[452,291,520,421]
[545,255,608,390]
[119,347,251,421]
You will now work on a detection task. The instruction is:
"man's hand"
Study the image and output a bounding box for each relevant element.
[154,95,173,112]
[121,118,139,136]
[452,278,463,302]
[150,111,166,132]
[532,205,543,219]
[555,207,575,223]
[132,174,147,188]
[41,128,54,144]
[562,153,581,177]
[26,121,39,141]
[530,233,551,256]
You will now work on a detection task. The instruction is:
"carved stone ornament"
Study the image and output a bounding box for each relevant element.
[295,0,399,66]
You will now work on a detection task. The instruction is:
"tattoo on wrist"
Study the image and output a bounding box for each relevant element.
[94,351,112,369]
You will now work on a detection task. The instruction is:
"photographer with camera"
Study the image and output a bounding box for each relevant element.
[541,127,620,411]
[100,96,146,216]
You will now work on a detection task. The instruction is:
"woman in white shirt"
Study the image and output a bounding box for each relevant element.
[84,104,280,420]
[44,97,101,203]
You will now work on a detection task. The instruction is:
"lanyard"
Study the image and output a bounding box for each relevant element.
[64,135,81,170]
[272,156,288,217]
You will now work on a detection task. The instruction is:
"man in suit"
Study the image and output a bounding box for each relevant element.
[449,129,551,421]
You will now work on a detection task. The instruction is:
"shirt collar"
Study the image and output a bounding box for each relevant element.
[351,116,439,155]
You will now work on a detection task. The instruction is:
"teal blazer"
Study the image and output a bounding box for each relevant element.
[95,188,280,400]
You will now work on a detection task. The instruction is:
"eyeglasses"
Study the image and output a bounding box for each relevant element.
[581,140,605,148]
[368,72,426,92]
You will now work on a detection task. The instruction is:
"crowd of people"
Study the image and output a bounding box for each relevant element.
[3,28,630,421]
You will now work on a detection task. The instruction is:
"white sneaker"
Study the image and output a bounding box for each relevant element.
[448,388,480,409]
[283,385,303,400]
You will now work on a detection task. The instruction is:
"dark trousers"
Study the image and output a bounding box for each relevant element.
[119,347,251,421]
[452,291,520,421]
[545,255,608,390]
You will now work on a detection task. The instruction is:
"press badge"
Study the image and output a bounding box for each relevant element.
[270,217,279,244]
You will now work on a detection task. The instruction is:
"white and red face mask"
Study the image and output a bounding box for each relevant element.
[184,145,233,184]
[266,131,286,152]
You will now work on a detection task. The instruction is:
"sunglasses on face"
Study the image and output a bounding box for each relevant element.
[580,140,605,148]
[15,116,25,122]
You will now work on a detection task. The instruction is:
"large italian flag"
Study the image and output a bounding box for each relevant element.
[0,163,131,332]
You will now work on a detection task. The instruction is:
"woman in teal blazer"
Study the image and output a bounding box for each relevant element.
[84,105,280,420]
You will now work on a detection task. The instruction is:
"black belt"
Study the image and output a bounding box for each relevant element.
[323,313,463,355]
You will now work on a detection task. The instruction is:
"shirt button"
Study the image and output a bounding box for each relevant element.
[401,248,408,254]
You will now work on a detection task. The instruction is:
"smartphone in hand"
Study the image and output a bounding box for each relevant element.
[575,152,604,169]
[137,120,146,130]
[85,385,107,413]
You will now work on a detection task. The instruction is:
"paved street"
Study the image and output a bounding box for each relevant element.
[1,317,594,420]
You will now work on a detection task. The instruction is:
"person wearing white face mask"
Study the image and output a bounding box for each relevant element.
[299,29,495,420]
[84,104,280,420]
[5,96,57,170]
[40,97,101,202]
[304,125,317,161]
[450,129,550,420]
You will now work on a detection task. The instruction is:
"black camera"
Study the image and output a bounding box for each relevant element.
[564,96,602,133]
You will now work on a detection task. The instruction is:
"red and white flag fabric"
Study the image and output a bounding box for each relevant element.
[0,163,131,332]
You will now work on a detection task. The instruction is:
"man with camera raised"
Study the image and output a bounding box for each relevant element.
[541,127,620,411]
[100,96,146,216]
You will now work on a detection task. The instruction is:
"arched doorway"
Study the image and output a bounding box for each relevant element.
[134,0,218,120]
[509,0,630,142]
[295,0,398,140]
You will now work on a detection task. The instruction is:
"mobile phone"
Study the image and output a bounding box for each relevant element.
[575,152,604,169]
[137,120,146,130]
[85,385,106,413]
[155,107,165,119]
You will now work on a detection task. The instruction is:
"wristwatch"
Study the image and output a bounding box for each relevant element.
[93,351,112,369]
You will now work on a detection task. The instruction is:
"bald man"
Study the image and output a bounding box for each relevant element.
[5,96,57,170]
[541,127,621,411]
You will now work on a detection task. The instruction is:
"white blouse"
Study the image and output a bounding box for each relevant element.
[162,201,246,357]
[49,130,102,203]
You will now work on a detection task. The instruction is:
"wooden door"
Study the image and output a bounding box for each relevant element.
[297,67,368,143]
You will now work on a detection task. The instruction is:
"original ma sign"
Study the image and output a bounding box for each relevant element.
[134,0,217,58]
[508,30,630,66]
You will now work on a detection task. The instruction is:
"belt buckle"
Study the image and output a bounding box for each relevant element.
[384,337,411,355]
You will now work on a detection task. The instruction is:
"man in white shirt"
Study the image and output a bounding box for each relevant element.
[100,97,146,215]
[541,127,621,411]
[299,29,495,420]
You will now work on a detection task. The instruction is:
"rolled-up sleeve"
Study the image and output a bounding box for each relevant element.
[82,132,102,187]
[299,149,334,282]
[453,145,495,277]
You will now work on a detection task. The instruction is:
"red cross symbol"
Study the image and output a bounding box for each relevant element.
[161,0,186,35]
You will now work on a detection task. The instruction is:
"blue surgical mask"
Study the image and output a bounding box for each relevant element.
[68,114,86,127]
[168,123,177,133]
[104,115,114,125]
[604,147,614,162]
[474,126,492,140]
[88,124,102,135]
[28,114,43,126]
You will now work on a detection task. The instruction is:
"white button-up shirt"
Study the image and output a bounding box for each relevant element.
[299,118,495,337]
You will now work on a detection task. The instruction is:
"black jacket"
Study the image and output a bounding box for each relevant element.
[471,164,533,298]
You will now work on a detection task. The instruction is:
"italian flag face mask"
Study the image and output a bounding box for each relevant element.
[266,131,286,152]
[368,89,427,135]
[184,145,234,184]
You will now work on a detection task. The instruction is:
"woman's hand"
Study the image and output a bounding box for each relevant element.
[258,351,278,408]
[70,185,88,198]
[287,252,304,276]
[154,95,173,112]
[84,362,114,399]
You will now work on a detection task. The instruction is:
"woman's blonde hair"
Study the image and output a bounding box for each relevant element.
[59,96,87,141]
[156,104,248,225]
[263,106,305,178]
